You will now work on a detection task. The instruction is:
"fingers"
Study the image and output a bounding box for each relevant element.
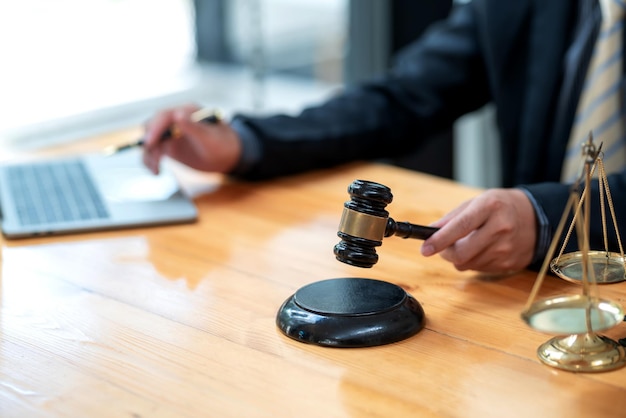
[428,200,470,228]
[159,118,212,166]
[421,197,489,256]
[144,105,198,147]
[157,115,243,174]
[420,189,537,273]
[438,222,523,272]
[142,104,200,174]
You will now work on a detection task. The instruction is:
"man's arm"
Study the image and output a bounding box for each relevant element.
[230,2,491,180]
[521,171,626,267]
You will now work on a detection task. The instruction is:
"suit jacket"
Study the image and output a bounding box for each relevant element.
[232,0,625,257]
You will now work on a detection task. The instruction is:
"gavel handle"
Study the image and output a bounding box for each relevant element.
[385,218,439,240]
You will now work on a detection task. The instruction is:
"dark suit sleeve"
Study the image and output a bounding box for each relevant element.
[231,3,491,180]
[522,172,626,266]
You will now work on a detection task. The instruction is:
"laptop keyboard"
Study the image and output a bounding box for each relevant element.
[6,159,110,226]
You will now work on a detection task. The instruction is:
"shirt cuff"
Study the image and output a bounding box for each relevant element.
[228,117,262,176]
[518,186,551,267]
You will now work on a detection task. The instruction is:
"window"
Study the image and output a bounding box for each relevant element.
[0,0,346,149]
[0,0,195,147]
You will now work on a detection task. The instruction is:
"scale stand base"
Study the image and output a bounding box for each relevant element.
[537,333,626,372]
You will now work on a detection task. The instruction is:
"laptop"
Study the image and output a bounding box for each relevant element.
[0,148,198,238]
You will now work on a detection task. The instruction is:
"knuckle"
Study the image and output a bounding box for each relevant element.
[453,262,470,272]
[441,245,470,268]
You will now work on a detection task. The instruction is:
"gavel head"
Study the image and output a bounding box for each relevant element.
[333,179,393,268]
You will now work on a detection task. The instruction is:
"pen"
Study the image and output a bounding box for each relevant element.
[103,108,222,155]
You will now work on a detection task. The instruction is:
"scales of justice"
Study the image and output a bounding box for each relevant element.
[521,133,626,372]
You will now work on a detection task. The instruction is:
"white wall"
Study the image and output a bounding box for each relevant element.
[453,105,502,188]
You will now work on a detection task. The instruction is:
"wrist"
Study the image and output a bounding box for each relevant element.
[517,186,551,268]
[228,118,262,175]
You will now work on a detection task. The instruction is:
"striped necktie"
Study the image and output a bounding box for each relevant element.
[561,0,626,182]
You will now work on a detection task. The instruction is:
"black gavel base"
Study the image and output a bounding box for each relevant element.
[276,278,425,347]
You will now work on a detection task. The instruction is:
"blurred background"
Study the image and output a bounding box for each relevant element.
[0,0,499,187]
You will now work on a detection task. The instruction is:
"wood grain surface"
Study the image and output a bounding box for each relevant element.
[1,131,626,417]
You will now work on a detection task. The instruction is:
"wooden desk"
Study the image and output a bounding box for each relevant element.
[2,131,626,417]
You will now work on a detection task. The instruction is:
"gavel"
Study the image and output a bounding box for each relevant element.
[334,179,439,268]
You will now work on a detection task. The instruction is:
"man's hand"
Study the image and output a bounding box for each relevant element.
[142,104,242,175]
[420,188,537,273]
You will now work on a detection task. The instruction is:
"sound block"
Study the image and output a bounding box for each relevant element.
[276,277,425,347]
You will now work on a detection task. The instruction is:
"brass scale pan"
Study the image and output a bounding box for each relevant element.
[522,252,626,335]
[522,293,623,335]
[551,250,626,285]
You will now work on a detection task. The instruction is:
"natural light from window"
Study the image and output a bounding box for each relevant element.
[0,0,346,151]
[0,0,195,147]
